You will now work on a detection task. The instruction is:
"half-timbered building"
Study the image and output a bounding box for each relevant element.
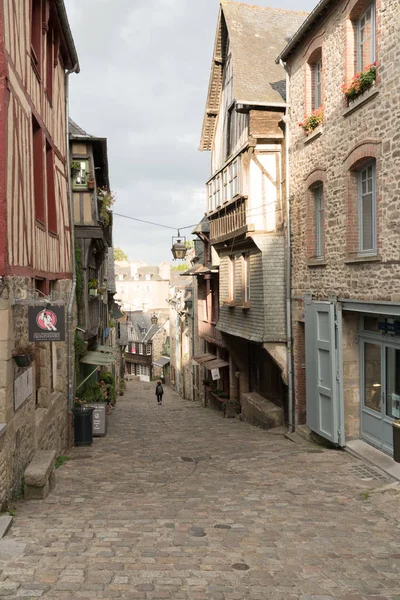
[0,1,79,507]
[198,1,306,427]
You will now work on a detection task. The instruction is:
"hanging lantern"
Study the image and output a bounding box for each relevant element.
[171,231,187,260]
[151,313,158,325]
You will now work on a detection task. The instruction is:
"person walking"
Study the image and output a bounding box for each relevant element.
[155,380,164,405]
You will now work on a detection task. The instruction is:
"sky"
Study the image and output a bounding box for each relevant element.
[64,0,318,265]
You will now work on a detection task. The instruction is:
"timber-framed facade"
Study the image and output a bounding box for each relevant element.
[0,0,79,508]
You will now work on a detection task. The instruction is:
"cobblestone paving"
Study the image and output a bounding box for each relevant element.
[1,380,400,599]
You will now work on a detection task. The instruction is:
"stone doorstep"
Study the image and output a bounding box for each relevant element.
[0,515,13,539]
[346,439,400,483]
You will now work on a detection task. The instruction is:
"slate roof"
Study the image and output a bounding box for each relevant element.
[69,118,92,138]
[278,0,333,62]
[200,1,307,151]
[128,312,161,343]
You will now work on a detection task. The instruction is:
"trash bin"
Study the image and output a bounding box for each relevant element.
[393,419,400,463]
[73,407,95,447]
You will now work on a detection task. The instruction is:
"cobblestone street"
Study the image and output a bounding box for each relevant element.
[1,380,400,599]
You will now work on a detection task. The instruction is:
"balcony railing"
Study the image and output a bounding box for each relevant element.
[209,197,247,243]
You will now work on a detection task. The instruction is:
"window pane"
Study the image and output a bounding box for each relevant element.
[386,347,400,419]
[362,194,373,250]
[364,342,381,413]
[314,185,324,258]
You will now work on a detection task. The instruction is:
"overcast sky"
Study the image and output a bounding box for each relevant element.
[64,0,318,265]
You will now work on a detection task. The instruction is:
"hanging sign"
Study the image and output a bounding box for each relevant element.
[28,306,66,342]
[211,368,220,381]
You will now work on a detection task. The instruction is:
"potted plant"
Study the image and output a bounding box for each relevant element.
[88,278,98,296]
[70,160,81,176]
[342,63,376,104]
[12,343,35,368]
[87,173,95,190]
[222,398,240,419]
[298,107,323,136]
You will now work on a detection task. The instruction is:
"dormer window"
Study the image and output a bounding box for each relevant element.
[72,159,90,190]
[146,274,152,281]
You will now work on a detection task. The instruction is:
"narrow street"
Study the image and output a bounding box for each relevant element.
[1,381,400,600]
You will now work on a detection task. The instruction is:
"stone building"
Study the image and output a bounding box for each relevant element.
[0,1,79,507]
[168,281,195,401]
[115,264,170,313]
[198,1,306,425]
[279,0,400,454]
[124,312,169,382]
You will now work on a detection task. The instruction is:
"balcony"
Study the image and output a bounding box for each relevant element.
[209,197,249,244]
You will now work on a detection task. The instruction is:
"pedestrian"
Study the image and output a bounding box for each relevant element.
[155,380,164,405]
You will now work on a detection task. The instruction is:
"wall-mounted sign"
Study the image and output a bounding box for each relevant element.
[211,368,220,381]
[14,367,33,411]
[28,306,65,342]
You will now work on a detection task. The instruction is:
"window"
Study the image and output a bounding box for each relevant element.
[31,0,42,75]
[72,159,90,190]
[228,256,236,301]
[46,28,53,102]
[223,169,228,202]
[357,3,376,71]
[214,174,221,208]
[145,274,151,281]
[313,59,322,110]
[226,105,234,159]
[241,254,250,303]
[46,142,57,234]
[358,161,376,254]
[146,344,152,356]
[208,182,213,212]
[131,343,137,354]
[139,343,144,355]
[314,184,324,258]
[32,117,45,223]
[229,160,238,198]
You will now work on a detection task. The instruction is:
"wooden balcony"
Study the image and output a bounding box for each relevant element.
[209,197,248,244]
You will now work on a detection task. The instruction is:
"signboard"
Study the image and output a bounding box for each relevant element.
[211,368,220,381]
[14,367,33,411]
[86,403,107,437]
[392,393,400,419]
[28,306,65,342]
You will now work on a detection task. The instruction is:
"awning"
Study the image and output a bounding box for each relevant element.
[80,351,116,366]
[204,358,229,370]
[153,357,170,367]
[95,345,116,354]
[193,353,216,365]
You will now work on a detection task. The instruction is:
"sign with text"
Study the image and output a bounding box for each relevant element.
[28,306,65,342]
[211,368,220,381]
[14,367,33,411]
[86,403,107,437]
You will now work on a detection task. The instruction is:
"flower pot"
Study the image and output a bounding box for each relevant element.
[13,355,32,368]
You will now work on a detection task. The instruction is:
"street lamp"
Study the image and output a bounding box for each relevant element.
[151,314,158,325]
[171,230,187,260]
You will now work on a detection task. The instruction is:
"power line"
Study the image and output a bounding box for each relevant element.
[113,212,197,233]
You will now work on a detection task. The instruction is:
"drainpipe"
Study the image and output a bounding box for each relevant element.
[280,58,295,433]
[65,64,79,411]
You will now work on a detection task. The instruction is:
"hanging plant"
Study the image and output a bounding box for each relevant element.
[98,188,116,226]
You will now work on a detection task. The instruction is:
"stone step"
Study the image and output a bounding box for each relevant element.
[0,515,13,539]
[241,393,283,431]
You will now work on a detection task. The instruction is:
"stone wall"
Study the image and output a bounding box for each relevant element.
[288,0,400,304]
[0,276,72,509]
